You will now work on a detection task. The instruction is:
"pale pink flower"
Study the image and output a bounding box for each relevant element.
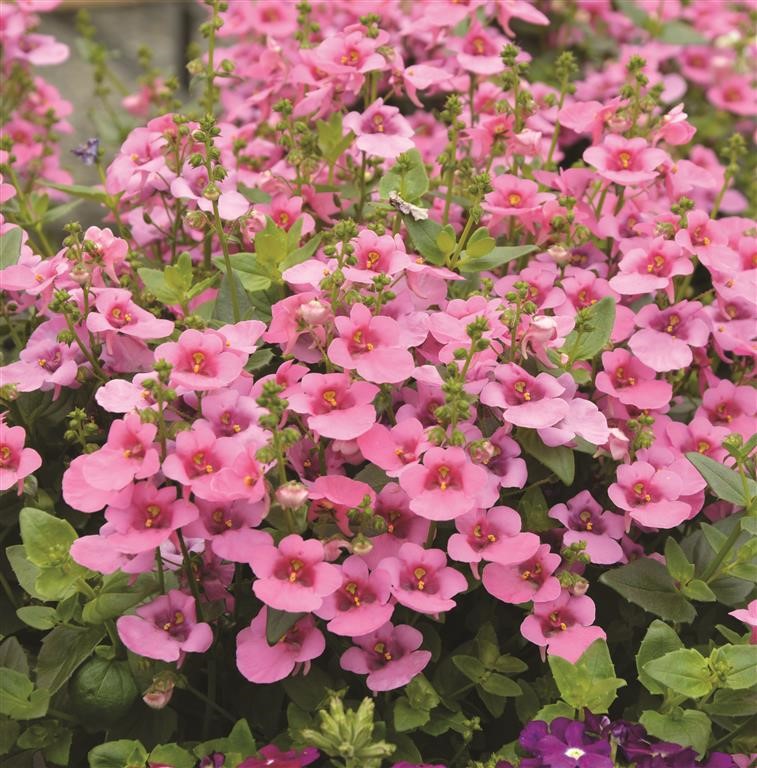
[482,543,562,604]
[0,417,41,493]
[343,99,414,159]
[583,135,668,186]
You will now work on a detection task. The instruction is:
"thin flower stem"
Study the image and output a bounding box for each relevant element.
[176,529,205,622]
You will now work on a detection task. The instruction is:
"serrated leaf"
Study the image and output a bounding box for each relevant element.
[459,244,536,273]
[636,620,684,695]
[687,453,756,507]
[403,216,446,265]
[518,429,575,485]
[643,649,712,698]
[599,558,697,623]
[35,625,105,695]
[664,537,695,584]
[452,655,486,682]
[682,578,716,602]
[0,669,49,720]
[714,645,757,690]
[640,709,710,757]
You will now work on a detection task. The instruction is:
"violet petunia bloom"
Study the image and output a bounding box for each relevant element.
[447,506,540,577]
[398,445,495,520]
[549,491,625,565]
[340,622,431,692]
[520,717,613,767]
[377,542,468,614]
[343,99,414,160]
[0,417,41,494]
[116,589,213,663]
[482,543,562,605]
[239,744,319,768]
[250,534,342,612]
[236,607,325,684]
[520,591,607,664]
[481,363,569,429]
[315,555,394,637]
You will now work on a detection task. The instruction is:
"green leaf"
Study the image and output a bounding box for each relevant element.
[599,558,697,623]
[435,224,457,257]
[459,244,536,273]
[213,271,254,324]
[254,220,289,276]
[682,578,716,602]
[16,606,58,630]
[0,717,19,756]
[148,744,196,768]
[246,348,274,373]
[88,739,148,768]
[533,700,576,722]
[317,113,354,165]
[19,507,77,568]
[518,429,575,485]
[0,638,28,676]
[353,463,390,491]
[464,227,496,258]
[35,624,106,695]
[225,719,257,758]
[406,674,440,711]
[281,232,323,271]
[403,216,446,265]
[41,198,82,225]
[452,655,486,682]
[687,453,757,507]
[658,21,707,44]
[379,149,429,202]
[6,545,44,601]
[562,297,616,362]
[42,181,109,203]
[494,654,528,675]
[615,0,649,25]
[0,668,50,720]
[643,649,712,698]
[522,485,552,532]
[18,722,72,765]
[480,673,522,697]
[0,227,22,269]
[636,620,684,695]
[394,697,431,732]
[664,537,695,584]
[265,608,306,645]
[713,645,757,690]
[705,688,757,717]
[639,709,710,757]
[138,267,181,305]
[82,573,157,625]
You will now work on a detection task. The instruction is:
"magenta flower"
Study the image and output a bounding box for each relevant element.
[116,589,213,663]
[583,135,668,186]
[80,413,161,492]
[608,461,691,529]
[315,555,394,637]
[250,534,342,612]
[287,372,378,440]
[86,287,174,345]
[357,418,430,476]
[345,229,411,283]
[398,446,493,521]
[0,417,41,494]
[377,542,467,614]
[343,99,414,160]
[447,506,540,575]
[475,427,528,489]
[328,303,416,384]
[595,350,672,410]
[481,363,569,429]
[482,544,562,605]
[340,622,431,692]
[155,329,245,392]
[236,607,325,684]
[104,481,198,554]
[307,475,376,537]
[628,301,709,372]
[483,174,554,231]
[239,745,319,768]
[549,491,625,565]
[520,591,606,663]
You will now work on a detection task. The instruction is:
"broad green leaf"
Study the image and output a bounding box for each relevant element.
[213,271,254,324]
[88,740,148,768]
[254,220,289,276]
[148,744,195,768]
[379,149,429,202]
[353,463,390,491]
[664,537,695,584]
[518,429,575,485]
[599,558,697,623]
[464,227,496,258]
[19,507,77,568]
[18,721,72,766]
[403,216,446,265]
[0,717,19,756]
[224,719,257,758]
[0,668,50,720]
[82,572,157,624]
[705,688,757,717]
[643,649,712,698]
[712,645,757,690]
[42,181,109,203]
[682,579,716,602]
[687,453,757,507]
[394,697,431,732]
[494,654,528,675]
[265,608,306,645]
[562,297,616,362]
[522,485,552,532]
[640,709,710,757]
[138,267,181,304]
[636,620,684,695]
[479,673,521,697]
[0,227,22,269]
[281,232,323,271]
[34,562,89,602]
[35,625,105,695]
[436,224,457,257]
[615,0,649,25]
[316,113,354,165]
[0,638,28,676]
[16,606,58,630]
[6,545,44,601]
[459,244,536,273]
[658,21,707,44]
[452,655,486,682]
[41,198,82,225]
[406,674,440,711]
[533,700,576,722]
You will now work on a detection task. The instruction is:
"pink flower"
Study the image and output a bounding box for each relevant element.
[155,329,245,392]
[307,475,376,537]
[264,291,329,364]
[447,506,540,575]
[249,534,342,612]
[474,427,528,489]
[315,555,394,637]
[481,363,569,429]
[186,499,271,562]
[340,622,431,692]
[520,591,606,663]
[343,99,414,160]
[483,174,554,231]
[345,229,412,283]
[608,461,690,529]
[595,349,672,410]
[549,491,625,565]
[239,745,319,768]
[628,301,709,372]
[104,481,198,554]
[312,30,387,76]
[482,543,561,604]
[79,413,161,492]
[162,423,231,500]
[0,417,41,493]
[398,446,493,521]
[377,542,468,614]
[116,589,213,663]
[609,237,692,301]
[455,20,505,75]
[729,600,757,644]
[328,303,416,384]
[86,288,174,344]
[236,608,325,684]
[583,135,668,186]
[287,373,378,440]
[357,418,430,476]
[708,75,757,117]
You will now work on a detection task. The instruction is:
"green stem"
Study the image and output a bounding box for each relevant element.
[701,522,742,582]
[155,548,166,594]
[185,683,235,723]
[212,199,240,323]
[176,529,205,622]
[710,169,732,219]
[356,151,367,222]
[710,713,756,749]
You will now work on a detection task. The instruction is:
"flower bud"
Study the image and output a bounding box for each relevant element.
[299,299,330,325]
[275,481,308,510]
[142,675,175,710]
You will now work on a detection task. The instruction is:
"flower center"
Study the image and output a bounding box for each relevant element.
[507,192,522,207]
[340,48,360,66]
[632,481,652,503]
[322,389,338,408]
[521,562,542,581]
[344,581,361,606]
[579,509,594,531]
[192,451,215,473]
[288,559,304,583]
[373,641,393,661]
[144,504,161,528]
[372,113,385,133]
[565,747,585,759]
[366,250,381,268]
[0,445,12,467]
[211,508,233,529]
[614,366,636,387]
[513,380,532,401]
[162,611,185,632]
[549,610,568,631]
[413,567,427,590]
[665,314,680,334]
[617,151,632,169]
[646,253,666,274]
[191,351,206,374]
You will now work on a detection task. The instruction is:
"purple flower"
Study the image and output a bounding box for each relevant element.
[239,744,319,768]
[520,718,613,768]
[198,754,225,768]
[71,137,100,165]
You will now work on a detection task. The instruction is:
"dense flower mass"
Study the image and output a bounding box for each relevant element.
[0,0,755,766]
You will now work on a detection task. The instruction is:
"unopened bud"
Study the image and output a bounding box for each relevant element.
[275,481,308,510]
